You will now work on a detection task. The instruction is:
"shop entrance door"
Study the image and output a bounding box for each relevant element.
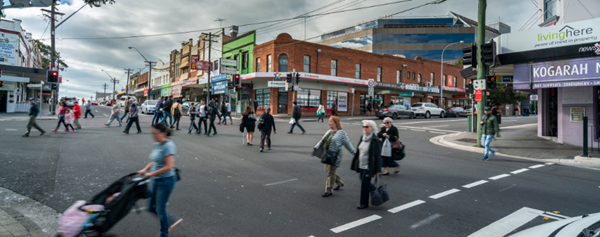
[278,92,288,114]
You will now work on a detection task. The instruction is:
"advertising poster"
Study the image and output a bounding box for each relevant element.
[0,38,16,65]
[570,107,585,123]
[337,92,348,112]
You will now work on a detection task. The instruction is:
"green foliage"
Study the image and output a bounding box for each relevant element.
[454,58,463,67]
[34,40,68,71]
[83,0,115,6]
[488,83,529,106]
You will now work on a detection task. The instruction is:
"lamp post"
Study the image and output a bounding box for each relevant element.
[129,47,155,102]
[440,40,464,109]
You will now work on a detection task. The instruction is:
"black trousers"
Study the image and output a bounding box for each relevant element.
[84,109,94,118]
[189,119,199,132]
[198,118,207,133]
[207,118,217,134]
[173,116,181,129]
[260,130,271,149]
[359,169,375,207]
[124,117,141,132]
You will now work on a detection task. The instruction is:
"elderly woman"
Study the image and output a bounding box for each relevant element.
[351,120,382,209]
[314,116,356,197]
[377,117,400,175]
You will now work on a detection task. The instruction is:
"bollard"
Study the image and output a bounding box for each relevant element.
[583,116,588,157]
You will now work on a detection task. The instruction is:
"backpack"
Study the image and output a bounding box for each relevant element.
[257,115,265,130]
[174,104,182,118]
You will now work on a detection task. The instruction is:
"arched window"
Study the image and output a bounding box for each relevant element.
[418,74,422,86]
[278,54,288,72]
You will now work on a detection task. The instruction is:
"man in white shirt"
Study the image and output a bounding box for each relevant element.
[197,100,208,134]
[225,101,232,125]
[105,99,122,126]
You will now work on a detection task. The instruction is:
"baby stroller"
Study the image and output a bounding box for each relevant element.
[57,173,151,237]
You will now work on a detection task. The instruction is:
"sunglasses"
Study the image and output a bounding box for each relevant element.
[384,122,391,124]
[362,126,371,128]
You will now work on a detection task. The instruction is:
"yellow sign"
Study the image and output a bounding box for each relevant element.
[131,80,135,85]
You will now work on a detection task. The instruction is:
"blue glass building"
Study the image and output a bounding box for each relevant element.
[318,12,508,61]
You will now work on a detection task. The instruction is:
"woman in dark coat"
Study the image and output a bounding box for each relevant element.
[241,105,256,145]
[258,108,276,152]
[377,117,400,175]
[350,120,382,209]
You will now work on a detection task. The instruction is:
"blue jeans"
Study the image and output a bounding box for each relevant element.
[159,111,173,126]
[482,134,496,159]
[148,175,177,237]
[289,120,305,133]
[54,114,68,130]
[152,110,162,125]
[359,169,376,207]
[220,112,227,124]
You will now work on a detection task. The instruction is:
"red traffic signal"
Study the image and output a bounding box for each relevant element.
[233,74,241,87]
[47,70,59,83]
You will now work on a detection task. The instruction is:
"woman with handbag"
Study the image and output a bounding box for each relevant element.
[241,105,256,145]
[350,120,382,209]
[137,124,182,237]
[171,99,183,130]
[317,102,325,122]
[377,117,400,175]
[313,116,356,198]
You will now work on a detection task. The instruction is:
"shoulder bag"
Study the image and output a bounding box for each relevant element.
[248,113,257,121]
[257,115,265,130]
[321,149,339,166]
[370,175,389,206]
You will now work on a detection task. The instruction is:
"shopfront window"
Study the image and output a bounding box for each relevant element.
[396,70,400,84]
[304,56,310,72]
[242,52,249,70]
[279,54,288,72]
[418,74,422,86]
[430,72,435,86]
[407,71,411,80]
[377,67,382,82]
[297,89,321,108]
[544,0,557,21]
[267,55,272,72]
[256,58,261,72]
[331,60,337,76]
[327,91,337,109]
[255,89,271,109]
[356,64,361,79]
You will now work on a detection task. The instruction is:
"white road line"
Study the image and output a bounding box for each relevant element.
[529,164,545,169]
[429,188,460,199]
[499,184,517,192]
[330,215,382,233]
[388,200,426,213]
[396,119,464,125]
[545,163,555,165]
[463,180,488,189]
[263,178,298,186]
[467,207,544,237]
[541,214,562,220]
[510,168,529,174]
[399,125,461,133]
[411,129,427,132]
[95,110,98,112]
[424,125,449,128]
[429,131,448,134]
[5,129,17,131]
[489,174,510,180]
[410,213,442,229]
[104,114,109,117]
[503,120,517,122]
[543,211,569,219]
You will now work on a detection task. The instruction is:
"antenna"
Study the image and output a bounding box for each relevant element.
[215,18,226,28]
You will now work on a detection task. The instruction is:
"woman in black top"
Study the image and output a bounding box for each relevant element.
[377,117,400,175]
[241,105,256,145]
[258,108,276,152]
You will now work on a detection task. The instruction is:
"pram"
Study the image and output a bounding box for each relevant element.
[57,173,151,237]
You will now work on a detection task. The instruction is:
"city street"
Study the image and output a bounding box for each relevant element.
[1,105,598,236]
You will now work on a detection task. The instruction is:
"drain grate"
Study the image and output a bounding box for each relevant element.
[456,138,477,143]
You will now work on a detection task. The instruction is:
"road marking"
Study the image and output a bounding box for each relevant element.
[463,180,488,189]
[429,131,448,134]
[410,213,442,229]
[388,200,426,213]
[396,119,464,125]
[543,211,569,219]
[264,178,298,186]
[489,174,510,180]
[399,125,461,133]
[503,120,517,122]
[411,129,427,132]
[499,184,517,192]
[330,215,382,233]
[425,125,449,128]
[429,188,460,199]
[467,207,544,237]
[541,214,562,220]
[511,168,529,174]
[5,129,17,131]
[95,110,98,112]
[545,162,555,165]
[529,164,545,169]
[104,114,109,117]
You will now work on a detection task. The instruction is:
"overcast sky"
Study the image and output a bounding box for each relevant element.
[4,0,593,100]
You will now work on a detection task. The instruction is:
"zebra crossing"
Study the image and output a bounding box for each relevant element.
[467,207,572,237]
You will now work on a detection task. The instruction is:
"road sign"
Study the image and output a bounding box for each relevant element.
[530,95,538,101]
[220,66,237,75]
[211,74,228,82]
[350,88,355,93]
[368,79,375,97]
[220,58,237,67]
[475,90,482,102]
[473,79,486,90]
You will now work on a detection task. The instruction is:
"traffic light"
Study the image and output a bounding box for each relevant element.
[295,73,300,85]
[233,74,241,87]
[51,84,57,89]
[481,41,496,66]
[462,44,477,68]
[466,82,473,94]
[0,81,3,88]
[486,76,497,90]
[286,73,292,83]
[47,70,59,83]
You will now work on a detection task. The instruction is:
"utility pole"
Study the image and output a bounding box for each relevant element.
[476,0,487,147]
[102,83,108,102]
[124,68,133,98]
[42,4,63,115]
[205,32,213,103]
[110,78,119,100]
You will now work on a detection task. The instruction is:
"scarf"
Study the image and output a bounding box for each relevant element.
[362,133,374,142]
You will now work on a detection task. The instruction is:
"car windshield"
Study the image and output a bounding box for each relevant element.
[147,101,157,105]
[579,220,600,237]
[412,104,423,107]
[380,105,392,109]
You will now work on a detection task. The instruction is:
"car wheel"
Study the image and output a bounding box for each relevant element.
[392,113,398,119]
[409,113,414,119]
[440,112,445,118]
[425,111,431,119]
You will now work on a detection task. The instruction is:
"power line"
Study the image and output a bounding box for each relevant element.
[254,0,345,32]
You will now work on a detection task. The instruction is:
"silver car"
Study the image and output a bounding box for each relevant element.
[141,100,157,114]
[411,103,445,119]
[375,105,415,119]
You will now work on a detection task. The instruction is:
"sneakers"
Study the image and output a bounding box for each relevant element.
[490,151,496,158]
[22,134,29,137]
[51,129,57,132]
[302,131,306,135]
[62,130,69,133]
[40,132,45,136]
[71,130,75,133]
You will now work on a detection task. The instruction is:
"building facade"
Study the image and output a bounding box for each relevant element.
[222,30,256,112]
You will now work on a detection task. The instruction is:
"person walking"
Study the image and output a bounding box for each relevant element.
[241,105,256,145]
[72,101,82,129]
[159,96,174,127]
[314,116,356,197]
[152,97,164,126]
[206,101,217,136]
[187,103,199,134]
[105,99,122,126]
[226,101,233,125]
[84,100,94,118]
[258,108,276,152]
[350,120,382,209]
[218,101,228,125]
[64,108,75,133]
[121,98,130,124]
[197,100,208,135]
[481,106,500,161]
[171,99,183,130]
[123,99,142,134]
[367,102,373,116]
[317,102,325,123]
[288,101,305,134]
[377,117,400,175]
[52,102,69,133]
[331,101,337,116]
[22,98,46,137]
[137,123,182,237]
[253,99,258,113]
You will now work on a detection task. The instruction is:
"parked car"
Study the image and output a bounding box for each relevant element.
[105,101,112,106]
[141,100,157,114]
[181,101,199,116]
[375,105,415,119]
[509,212,600,237]
[444,107,468,118]
[61,97,77,108]
[464,105,477,115]
[90,101,98,106]
[411,103,445,119]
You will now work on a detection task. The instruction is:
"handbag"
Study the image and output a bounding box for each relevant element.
[248,113,257,121]
[174,167,181,181]
[321,149,339,166]
[392,145,406,161]
[370,175,389,206]
[390,136,402,148]
[289,118,296,124]
[257,116,265,130]
[317,110,322,116]
[381,139,392,157]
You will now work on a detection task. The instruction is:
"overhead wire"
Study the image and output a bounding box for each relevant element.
[254,0,345,32]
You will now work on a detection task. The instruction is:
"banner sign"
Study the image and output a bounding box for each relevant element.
[144,87,148,96]
[337,92,348,112]
[212,81,227,94]
[191,55,199,69]
[196,61,211,71]
[211,74,228,82]
[268,81,287,88]
[514,56,600,89]
[0,38,16,65]
[398,92,414,97]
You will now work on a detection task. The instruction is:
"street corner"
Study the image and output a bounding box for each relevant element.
[0,187,59,237]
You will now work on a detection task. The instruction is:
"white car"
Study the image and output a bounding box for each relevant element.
[411,103,445,119]
[510,212,600,237]
[141,100,157,114]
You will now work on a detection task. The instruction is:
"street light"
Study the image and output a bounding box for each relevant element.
[129,46,155,103]
[440,40,464,109]
[101,70,119,100]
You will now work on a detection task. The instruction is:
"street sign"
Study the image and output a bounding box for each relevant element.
[502,76,514,83]
[268,81,287,88]
[211,74,228,82]
[473,79,486,90]
[350,88,355,93]
[475,90,482,101]
[220,66,237,75]
[220,58,237,67]
[530,95,538,101]
[368,79,375,97]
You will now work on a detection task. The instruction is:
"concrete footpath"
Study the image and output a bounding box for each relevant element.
[0,104,56,121]
[431,123,600,169]
[0,187,58,237]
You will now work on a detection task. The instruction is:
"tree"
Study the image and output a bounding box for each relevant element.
[83,0,115,6]
[454,58,463,66]
[34,40,68,71]
[488,83,528,106]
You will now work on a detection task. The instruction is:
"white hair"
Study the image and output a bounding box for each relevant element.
[362,120,377,135]
[383,117,393,124]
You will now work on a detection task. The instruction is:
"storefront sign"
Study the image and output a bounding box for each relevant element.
[196,61,211,71]
[211,74,228,82]
[452,94,467,98]
[514,56,600,89]
[570,107,585,123]
[212,81,227,94]
[220,66,237,75]
[377,90,391,95]
[220,58,237,67]
[191,55,199,69]
[268,81,287,88]
[398,92,414,97]
[161,83,171,97]
[0,37,16,65]
[375,82,405,90]
[171,81,183,98]
[502,76,514,83]
[182,80,198,87]
[338,92,348,112]
[530,95,538,101]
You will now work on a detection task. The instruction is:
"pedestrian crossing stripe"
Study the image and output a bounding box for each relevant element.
[467,207,570,237]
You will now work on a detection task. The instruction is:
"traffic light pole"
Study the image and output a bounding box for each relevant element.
[476,0,487,147]
[50,4,56,115]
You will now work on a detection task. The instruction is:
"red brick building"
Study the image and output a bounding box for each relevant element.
[245,33,469,116]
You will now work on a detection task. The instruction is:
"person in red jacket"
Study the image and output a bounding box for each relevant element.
[73,101,82,129]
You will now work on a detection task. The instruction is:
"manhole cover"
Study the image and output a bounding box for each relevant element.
[456,138,477,143]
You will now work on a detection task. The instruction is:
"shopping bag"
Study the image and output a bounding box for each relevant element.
[370,175,389,206]
[381,139,392,157]
[289,118,296,124]
[317,110,322,116]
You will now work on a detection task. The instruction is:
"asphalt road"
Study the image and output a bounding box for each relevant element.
[1,106,597,237]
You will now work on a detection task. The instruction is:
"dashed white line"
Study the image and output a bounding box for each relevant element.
[510,168,529,174]
[103,114,109,117]
[388,200,426,213]
[411,129,427,132]
[529,164,545,169]
[410,213,442,229]
[429,131,448,134]
[425,125,449,128]
[330,215,382,233]
[264,178,298,186]
[95,110,99,112]
[489,174,510,180]
[5,129,17,131]
[463,180,488,189]
[429,188,460,199]
[543,211,569,219]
